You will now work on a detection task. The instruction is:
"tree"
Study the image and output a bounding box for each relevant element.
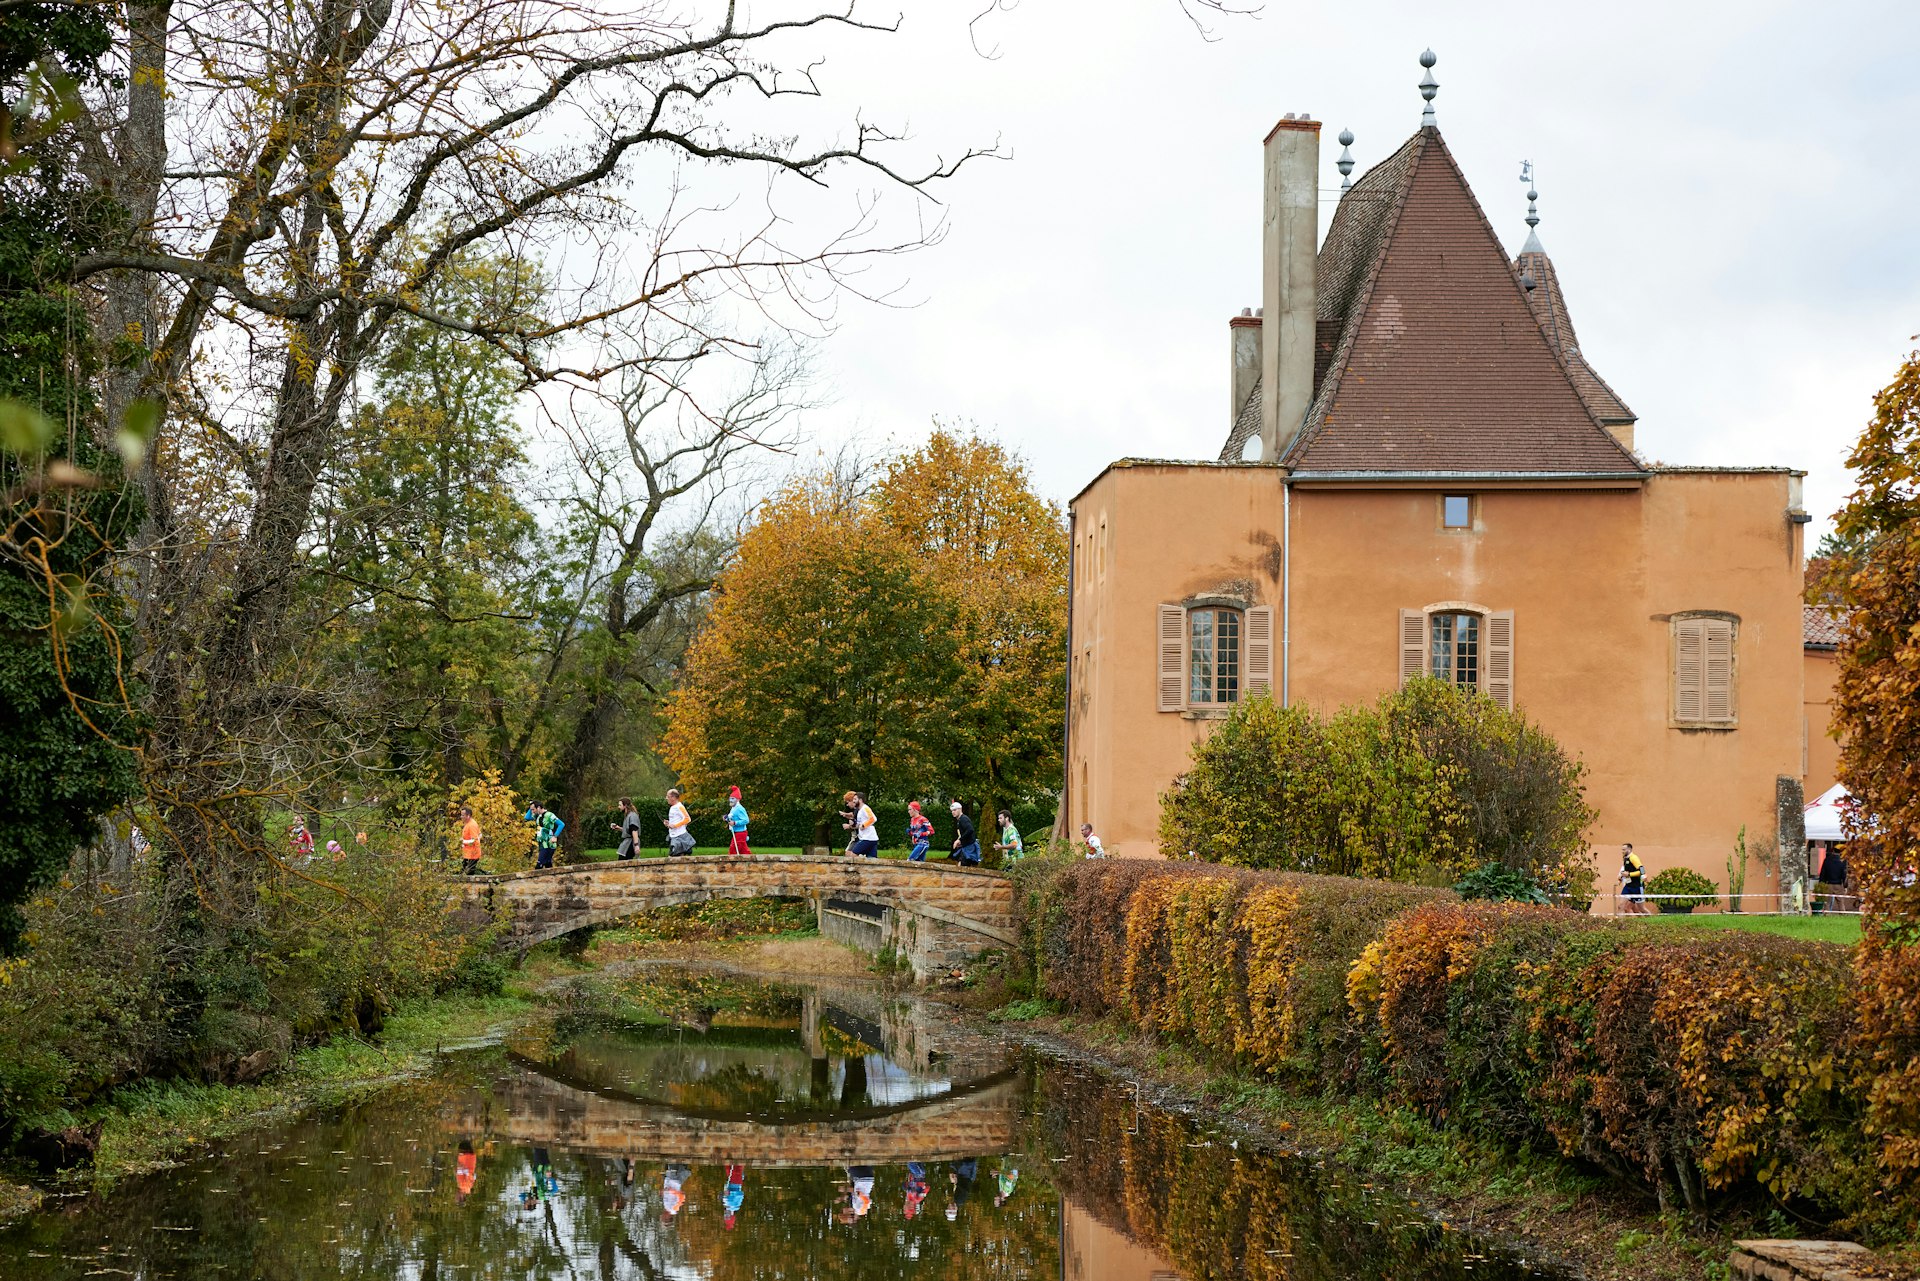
[872,429,1067,823]
[313,250,546,791]
[59,0,990,871]
[1823,344,1920,1203]
[1160,682,1595,898]
[0,3,140,952]
[661,475,962,845]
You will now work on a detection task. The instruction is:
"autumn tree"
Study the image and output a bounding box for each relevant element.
[1823,344,1920,1204]
[661,475,962,846]
[872,428,1067,822]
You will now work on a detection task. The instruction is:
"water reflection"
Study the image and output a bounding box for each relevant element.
[0,967,1565,1280]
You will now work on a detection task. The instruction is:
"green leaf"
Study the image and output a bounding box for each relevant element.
[0,399,57,456]
[114,399,163,472]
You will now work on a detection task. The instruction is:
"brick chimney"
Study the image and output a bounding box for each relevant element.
[1260,115,1320,462]
[1229,308,1260,437]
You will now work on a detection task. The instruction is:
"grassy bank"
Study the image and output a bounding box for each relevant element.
[1629,911,1862,945]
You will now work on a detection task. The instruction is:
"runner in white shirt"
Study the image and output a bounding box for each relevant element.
[1079,823,1105,858]
[843,790,880,858]
[665,787,694,857]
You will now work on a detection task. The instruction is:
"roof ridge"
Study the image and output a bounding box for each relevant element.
[1283,129,1430,465]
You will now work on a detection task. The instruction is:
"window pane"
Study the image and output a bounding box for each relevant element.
[1443,495,1471,528]
[1215,610,1241,703]
[1430,612,1480,690]
[1189,610,1215,703]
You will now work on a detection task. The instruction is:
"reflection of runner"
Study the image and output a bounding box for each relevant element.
[946,1157,978,1220]
[662,1162,691,1219]
[904,1161,930,1219]
[836,1164,875,1223]
[994,1161,1020,1207]
[723,1163,745,1231]
[455,1140,477,1204]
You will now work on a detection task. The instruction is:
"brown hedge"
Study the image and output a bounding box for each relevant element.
[1014,858,1906,1236]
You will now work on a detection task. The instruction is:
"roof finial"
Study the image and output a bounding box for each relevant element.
[1337,128,1356,191]
[1419,49,1438,128]
[1519,159,1544,254]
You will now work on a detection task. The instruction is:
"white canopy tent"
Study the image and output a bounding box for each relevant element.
[1804,783,1852,843]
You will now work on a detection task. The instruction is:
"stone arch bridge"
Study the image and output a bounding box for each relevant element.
[458,856,1015,979]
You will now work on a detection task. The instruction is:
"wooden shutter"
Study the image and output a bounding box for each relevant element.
[1485,610,1514,710]
[1245,605,1274,697]
[1703,618,1735,723]
[1398,609,1427,687]
[1673,617,1705,722]
[1157,605,1187,712]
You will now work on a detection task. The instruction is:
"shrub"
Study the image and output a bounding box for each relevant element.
[1451,862,1549,904]
[1645,866,1718,911]
[1160,683,1595,899]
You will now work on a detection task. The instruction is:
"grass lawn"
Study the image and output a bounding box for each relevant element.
[1630,911,1861,945]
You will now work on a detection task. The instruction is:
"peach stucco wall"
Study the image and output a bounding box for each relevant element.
[1804,649,1841,799]
[1066,463,1805,910]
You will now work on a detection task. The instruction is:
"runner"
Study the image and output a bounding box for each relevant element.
[1617,842,1648,915]
[610,797,642,861]
[843,791,879,858]
[458,805,482,875]
[530,801,561,870]
[904,1161,930,1219]
[949,801,980,866]
[992,810,1023,865]
[661,1162,691,1219]
[665,789,695,857]
[455,1139,478,1205]
[723,1163,745,1231]
[906,802,934,862]
[1079,822,1105,858]
[726,787,752,858]
[290,815,314,863]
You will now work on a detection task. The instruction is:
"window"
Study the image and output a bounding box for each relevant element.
[1430,611,1479,689]
[1156,603,1273,712]
[1400,606,1514,710]
[1188,608,1242,704]
[1442,494,1472,529]
[1672,614,1736,727]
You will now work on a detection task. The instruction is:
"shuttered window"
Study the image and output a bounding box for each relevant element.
[1156,603,1274,711]
[1398,607,1515,711]
[1672,615,1736,727]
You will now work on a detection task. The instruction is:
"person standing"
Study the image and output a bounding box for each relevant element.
[531,802,561,870]
[665,789,695,857]
[290,815,315,863]
[906,802,934,862]
[992,810,1023,865]
[726,787,752,858]
[1079,823,1105,858]
[843,791,879,858]
[459,805,482,875]
[949,802,980,866]
[610,797,642,861]
[1617,842,1648,914]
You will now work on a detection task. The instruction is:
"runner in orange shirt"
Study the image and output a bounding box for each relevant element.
[459,805,483,874]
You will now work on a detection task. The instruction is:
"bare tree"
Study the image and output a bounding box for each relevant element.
[60,0,989,866]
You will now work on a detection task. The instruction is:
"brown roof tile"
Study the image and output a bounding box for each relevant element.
[1516,246,1636,426]
[1804,604,1845,650]
[1285,130,1643,475]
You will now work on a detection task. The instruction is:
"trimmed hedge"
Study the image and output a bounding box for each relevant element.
[1013,858,1902,1236]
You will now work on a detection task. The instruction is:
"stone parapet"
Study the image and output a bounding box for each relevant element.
[1728,1240,1884,1281]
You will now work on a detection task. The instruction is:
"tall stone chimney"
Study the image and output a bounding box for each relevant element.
[1260,116,1320,462]
[1229,308,1260,437]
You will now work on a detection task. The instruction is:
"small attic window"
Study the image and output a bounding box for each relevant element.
[1442,495,1472,529]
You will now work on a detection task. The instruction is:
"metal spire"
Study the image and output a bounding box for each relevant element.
[1519,160,1544,255]
[1337,128,1356,191]
[1419,49,1438,128]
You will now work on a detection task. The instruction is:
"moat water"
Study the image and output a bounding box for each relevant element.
[0,966,1568,1280]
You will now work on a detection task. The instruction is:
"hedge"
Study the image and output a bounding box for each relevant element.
[576,799,1055,854]
[1011,857,1904,1237]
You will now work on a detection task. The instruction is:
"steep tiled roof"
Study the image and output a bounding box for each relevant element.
[1516,243,1636,426]
[1804,605,1845,650]
[1219,128,1646,476]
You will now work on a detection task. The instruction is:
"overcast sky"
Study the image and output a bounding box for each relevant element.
[765,0,1919,536]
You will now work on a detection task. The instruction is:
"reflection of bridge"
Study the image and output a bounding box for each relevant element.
[442,1063,1022,1167]
[459,856,1015,976]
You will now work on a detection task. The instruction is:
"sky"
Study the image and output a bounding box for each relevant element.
[738,0,1920,536]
